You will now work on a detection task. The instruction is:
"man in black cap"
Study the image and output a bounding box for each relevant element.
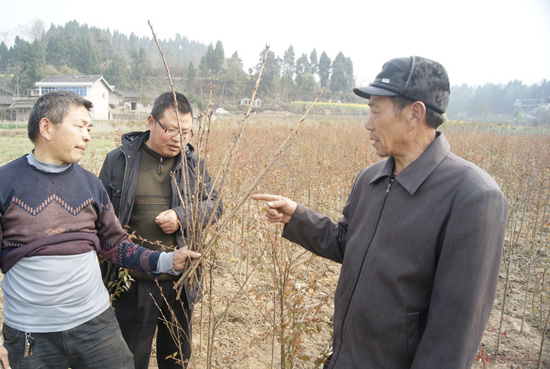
[253,56,507,368]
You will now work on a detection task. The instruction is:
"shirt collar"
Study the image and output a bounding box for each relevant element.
[27,151,72,173]
[369,132,450,195]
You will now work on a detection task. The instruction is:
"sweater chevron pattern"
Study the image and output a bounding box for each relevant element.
[0,156,159,274]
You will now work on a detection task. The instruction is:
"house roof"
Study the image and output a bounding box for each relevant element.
[36,75,114,92]
[0,95,14,106]
[9,100,36,109]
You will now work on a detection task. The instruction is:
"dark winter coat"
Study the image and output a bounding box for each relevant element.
[283,132,507,369]
[99,131,223,303]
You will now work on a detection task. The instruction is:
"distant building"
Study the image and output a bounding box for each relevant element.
[35,75,114,121]
[7,97,37,122]
[514,98,544,110]
[240,97,261,107]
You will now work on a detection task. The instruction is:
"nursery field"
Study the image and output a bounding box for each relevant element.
[0,115,548,368]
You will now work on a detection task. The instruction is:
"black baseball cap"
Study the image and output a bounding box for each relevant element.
[353,56,450,114]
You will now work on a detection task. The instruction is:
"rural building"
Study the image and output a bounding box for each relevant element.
[240,97,261,107]
[35,75,114,121]
[7,97,37,122]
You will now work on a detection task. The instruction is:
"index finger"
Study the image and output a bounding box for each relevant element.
[252,194,280,202]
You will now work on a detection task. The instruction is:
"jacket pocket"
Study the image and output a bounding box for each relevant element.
[406,312,420,364]
[108,182,123,212]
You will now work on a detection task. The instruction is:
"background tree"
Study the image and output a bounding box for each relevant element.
[221,51,247,102]
[200,41,225,78]
[309,48,318,76]
[213,40,225,74]
[318,51,331,89]
[256,49,281,99]
[199,48,210,77]
[45,34,68,68]
[131,46,152,91]
[103,55,131,90]
[18,39,46,94]
[281,46,295,85]
[329,52,354,100]
[187,61,196,85]
[295,53,309,88]
[0,42,8,70]
[72,35,101,74]
[281,45,296,99]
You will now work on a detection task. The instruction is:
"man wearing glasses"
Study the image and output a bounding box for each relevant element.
[99,91,223,369]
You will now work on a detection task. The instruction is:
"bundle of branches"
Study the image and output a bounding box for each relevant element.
[148,21,324,301]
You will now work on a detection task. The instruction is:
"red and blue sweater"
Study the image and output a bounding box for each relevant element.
[0,156,160,274]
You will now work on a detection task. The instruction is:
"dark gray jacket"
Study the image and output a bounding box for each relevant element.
[99,131,223,301]
[283,133,507,369]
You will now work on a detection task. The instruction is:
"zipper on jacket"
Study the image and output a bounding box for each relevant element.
[120,150,130,223]
[331,173,395,367]
[386,173,395,194]
[158,156,163,176]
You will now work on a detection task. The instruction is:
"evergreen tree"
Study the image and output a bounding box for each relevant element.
[103,55,131,90]
[295,52,319,99]
[318,51,331,88]
[309,48,318,75]
[222,51,247,101]
[0,42,8,69]
[256,49,281,98]
[330,52,353,94]
[20,40,46,94]
[282,45,296,85]
[70,35,102,74]
[213,40,225,73]
[45,34,68,68]
[295,53,309,87]
[300,74,320,100]
[131,47,152,91]
[200,43,215,77]
[187,61,196,84]
[329,55,346,93]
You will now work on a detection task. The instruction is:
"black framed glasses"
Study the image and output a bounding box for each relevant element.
[156,120,194,138]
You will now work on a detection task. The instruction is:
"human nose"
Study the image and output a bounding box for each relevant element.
[83,128,91,142]
[365,116,374,131]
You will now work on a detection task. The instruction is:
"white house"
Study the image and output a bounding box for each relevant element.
[35,75,114,121]
[240,97,261,107]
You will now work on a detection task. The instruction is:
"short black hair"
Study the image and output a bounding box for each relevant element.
[151,92,193,120]
[28,90,93,142]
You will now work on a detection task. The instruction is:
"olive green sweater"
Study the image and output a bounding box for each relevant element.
[128,144,177,280]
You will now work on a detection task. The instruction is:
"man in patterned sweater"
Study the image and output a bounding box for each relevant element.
[0,90,201,369]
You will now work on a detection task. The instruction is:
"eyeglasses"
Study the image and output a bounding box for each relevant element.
[155,120,194,138]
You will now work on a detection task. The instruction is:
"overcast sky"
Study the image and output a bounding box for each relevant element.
[1,0,549,87]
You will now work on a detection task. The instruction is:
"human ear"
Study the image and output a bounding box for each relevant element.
[409,101,426,127]
[38,118,53,141]
[147,115,155,131]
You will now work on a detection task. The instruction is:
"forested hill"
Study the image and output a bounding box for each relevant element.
[0,20,208,94]
[0,20,548,125]
[0,20,357,105]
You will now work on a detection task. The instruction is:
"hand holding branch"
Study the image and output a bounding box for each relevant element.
[172,247,202,271]
[252,194,297,224]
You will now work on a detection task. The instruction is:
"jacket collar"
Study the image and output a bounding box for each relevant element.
[369,132,450,195]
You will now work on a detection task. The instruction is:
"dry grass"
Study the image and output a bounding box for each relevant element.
[0,117,548,368]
